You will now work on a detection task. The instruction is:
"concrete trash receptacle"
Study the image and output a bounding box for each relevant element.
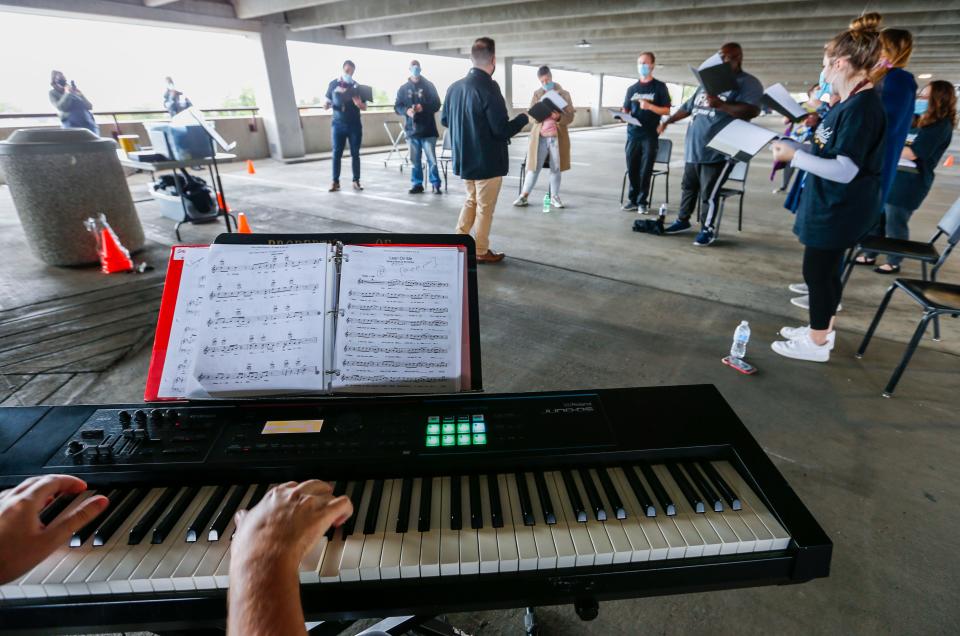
[0,128,144,266]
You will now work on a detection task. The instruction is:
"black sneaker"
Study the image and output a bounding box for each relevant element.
[432,185,442,194]
[663,219,692,234]
[409,185,425,194]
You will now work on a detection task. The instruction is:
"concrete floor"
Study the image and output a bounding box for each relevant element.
[1,120,959,635]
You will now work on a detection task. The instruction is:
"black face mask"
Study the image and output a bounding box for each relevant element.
[55,79,66,87]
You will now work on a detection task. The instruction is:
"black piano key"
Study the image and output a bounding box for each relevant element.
[93,487,148,546]
[514,472,536,526]
[39,493,78,526]
[597,468,627,520]
[341,481,366,537]
[487,474,504,528]
[667,462,704,514]
[187,484,229,542]
[395,477,413,534]
[639,464,675,516]
[561,470,588,523]
[417,477,433,532]
[326,480,349,539]
[684,462,723,512]
[363,479,385,535]
[208,485,248,541]
[469,474,483,530]
[129,486,180,545]
[533,472,556,525]
[152,486,199,544]
[71,489,126,547]
[578,469,607,521]
[245,484,269,510]
[622,465,656,517]
[700,461,742,510]
[449,475,462,530]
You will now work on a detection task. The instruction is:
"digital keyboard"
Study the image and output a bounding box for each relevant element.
[0,386,831,633]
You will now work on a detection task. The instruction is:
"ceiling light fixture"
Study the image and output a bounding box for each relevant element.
[918,73,933,79]
[575,39,591,48]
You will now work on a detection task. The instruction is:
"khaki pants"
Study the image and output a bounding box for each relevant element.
[455,177,503,255]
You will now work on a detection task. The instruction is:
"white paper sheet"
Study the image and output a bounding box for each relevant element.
[157,246,210,399]
[332,246,463,393]
[698,52,724,70]
[611,109,642,127]
[192,242,329,395]
[764,83,807,120]
[540,89,569,110]
[707,119,779,160]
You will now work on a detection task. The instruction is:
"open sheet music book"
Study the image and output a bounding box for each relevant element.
[146,240,472,400]
[528,90,568,123]
[761,83,809,122]
[706,119,786,162]
[689,53,738,96]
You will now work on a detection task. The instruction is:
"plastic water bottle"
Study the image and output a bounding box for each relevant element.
[542,193,551,214]
[657,203,667,232]
[730,321,751,360]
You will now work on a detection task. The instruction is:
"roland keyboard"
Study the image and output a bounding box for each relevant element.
[0,386,831,633]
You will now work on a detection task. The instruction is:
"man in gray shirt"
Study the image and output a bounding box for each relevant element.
[658,43,763,246]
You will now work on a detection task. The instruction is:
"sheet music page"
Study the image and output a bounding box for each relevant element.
[540,89,569,110]
[157,246,210,399]
[611,109,642,127]
[332,245,463,393]
[698,52,724,70]
[764,83,807,120]
[707,119,779,159]
[192,242,329,395]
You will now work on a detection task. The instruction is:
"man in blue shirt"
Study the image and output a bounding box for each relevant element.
[324,60,368,192]
[621,52,672,214]
[658,43,763,246]
[394,60,443,194]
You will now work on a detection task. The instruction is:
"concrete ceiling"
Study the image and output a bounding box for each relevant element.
[2,0,957,87]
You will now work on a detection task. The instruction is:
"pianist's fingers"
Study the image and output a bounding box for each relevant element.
[306,494,353,536]
[19,474,88,511]
[44,494,109,545]
[290,479,335,498]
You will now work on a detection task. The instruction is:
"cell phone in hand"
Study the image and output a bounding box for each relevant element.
[722,356,757,375]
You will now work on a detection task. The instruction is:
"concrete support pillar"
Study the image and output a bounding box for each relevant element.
[254,20,305,160]
[591,72,604,127]
[503,56,514,107]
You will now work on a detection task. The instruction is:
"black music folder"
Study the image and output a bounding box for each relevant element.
[356,84,374,103]
[690,53,738,96]
[761,83,809,122]
[527,89,568,122]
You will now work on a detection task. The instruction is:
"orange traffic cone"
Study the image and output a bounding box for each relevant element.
[216,192,230,213]
[237,212,253,234]
[99,228,134,274]
[945,155,955,168]
[246,160,256,174]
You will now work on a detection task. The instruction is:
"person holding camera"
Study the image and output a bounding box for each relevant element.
[48,70,98,135]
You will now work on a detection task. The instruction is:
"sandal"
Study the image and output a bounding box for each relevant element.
[855,256,877,266]
[874,264,901,274]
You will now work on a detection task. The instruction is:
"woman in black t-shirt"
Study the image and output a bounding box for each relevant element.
[874,81,957,273]
[768,23,887,363]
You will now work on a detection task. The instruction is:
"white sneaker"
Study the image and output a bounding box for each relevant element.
[788,282,808,294]
[790,295,842,312]
[637,204,649,215]
[771,335,831,362]
[779,325,836,349]
[551,195,565,209]
[513,195,528,207]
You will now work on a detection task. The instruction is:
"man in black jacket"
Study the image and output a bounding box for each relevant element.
[442,37,528,263]
[395,60,443,195]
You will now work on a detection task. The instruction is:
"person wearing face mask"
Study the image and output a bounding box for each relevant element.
[442,37,528,263]
[48,70,98,135]
[324,60,368,192]
[619,53,671,215]
[873,80,956,274]
[513,66,575,209]
[395,60,443,195]
[658,43,763,246]
[769,21,887,363]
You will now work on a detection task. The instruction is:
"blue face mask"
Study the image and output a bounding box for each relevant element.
[542,81,555,90]
[342,73,353,83]
[914,99,929,115]
[410,66,421,77]
[638,63,651,78]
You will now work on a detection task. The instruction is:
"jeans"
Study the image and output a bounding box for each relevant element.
[522,136,561,197]
[409,136,441,187]
[625,134,658,206]
[332,121,362,183]
[883,203,916,266]
[803,246,846,330]
[678,161,733,227]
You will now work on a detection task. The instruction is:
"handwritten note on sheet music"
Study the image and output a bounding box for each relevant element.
[192,242,329,395]
[333,246,462,393]
[158,246,210,399]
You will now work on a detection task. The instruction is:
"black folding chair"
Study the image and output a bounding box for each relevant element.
[856,279,960,397]
[620,138,673,206]
[438,133,450,192]
[518,155,551,195]
[712,160,750,236]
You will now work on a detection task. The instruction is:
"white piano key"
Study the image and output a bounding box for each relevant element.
[493,474,519,572]
[147,486,216,592]
[174,488,245,590]
[104,487,182,595]
[547,471,595,567]
[653,465,707,559]
[298,532,329,585]
[398,477,423,579]
[458,477,480,575]
[607,468,655,562]
[588,469,632,564]
[318,526,347,583]
[633,469,686,559]
[131,486,210,593]
[438,476,459,576]
[523,472,557,569]
[339,480,374,582]
[378,479,404,580]
[359,479,393,581]
[541,471,577,569]
[418,477,442,578]
[477,475,500,574]
[674,465,729,557]
[504,473,539,571]
[192,487,254,590]
[570,470,615,566]
[716,462,789,550]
